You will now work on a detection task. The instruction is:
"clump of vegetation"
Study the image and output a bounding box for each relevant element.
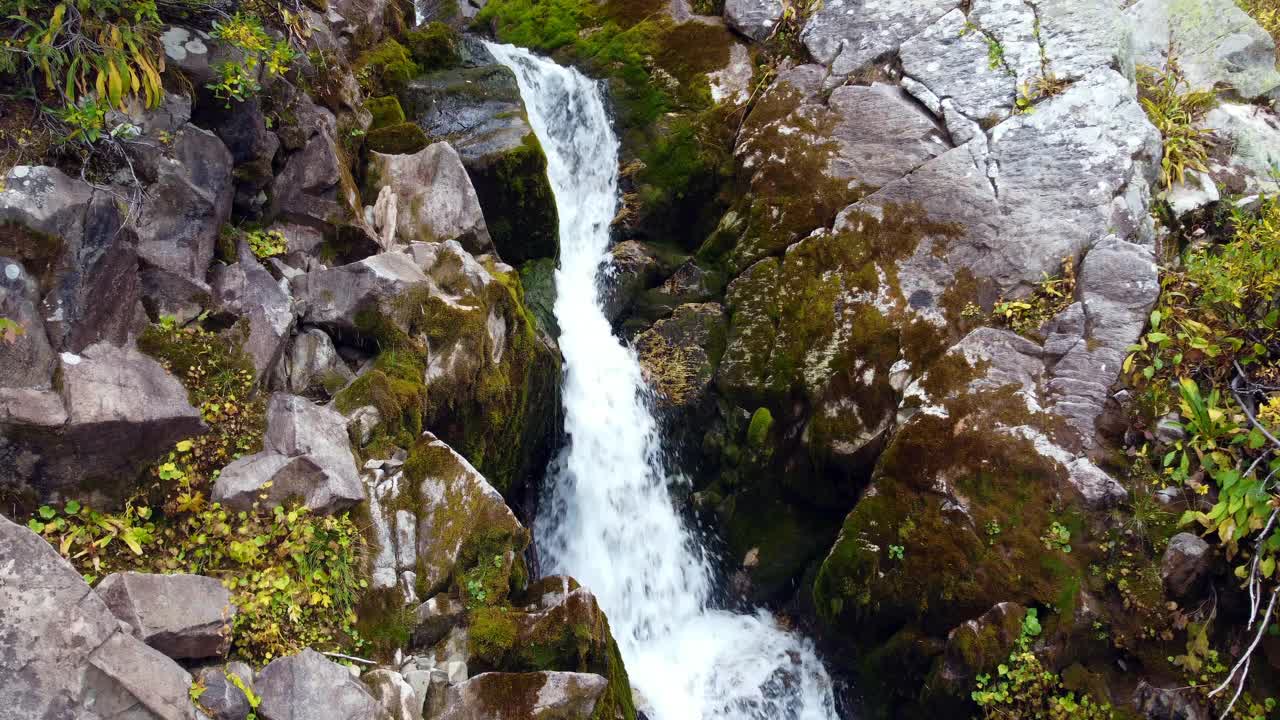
[1137,60,1217,188]
[1238,0,1280,54]
[402,21,461,70]
[0,316,24,343]
[246,228,287,259]
[1124,196,1280,714]
[972,609,1114,719]
[356,38,419,96]
[28,322,369,664]
[992,256,1076,336]
[207,12,298,106]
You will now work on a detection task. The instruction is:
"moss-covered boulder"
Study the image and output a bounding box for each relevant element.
[366,122,430,154]
[355,38,419,96]
[468,580,637,720]
[634,302,727,413]
[333,241,559,497]
[810,328,1123,711]
[402,21,463,71]
[402,64,558,264]
[364,95,406,130]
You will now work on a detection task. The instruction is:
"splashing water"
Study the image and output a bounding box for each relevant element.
[485,42,842,720]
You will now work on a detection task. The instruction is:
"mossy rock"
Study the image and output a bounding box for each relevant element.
[403,22,463,70]
[720,486,843,603]
[468,584,637,720]
[518,258,559,338]
[366,122,429,154]
[356,39,419,96]
[364,95,406,130]
[403,66,559,263]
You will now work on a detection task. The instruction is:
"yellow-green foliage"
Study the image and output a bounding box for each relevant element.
[1137,61,1217,188]
[207,12,298,106]
[992,256,1076,337]
[972,609,1114,719]
[1239,0,1280,51]
[246,228,287,259]
[27,322,369,664]
[1123,198,1280,693]
[0,0,166,140]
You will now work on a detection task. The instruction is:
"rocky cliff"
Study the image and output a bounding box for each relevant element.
[2,0,1280,718]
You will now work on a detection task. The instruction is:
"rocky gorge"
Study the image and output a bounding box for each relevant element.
[2,0,1280,718]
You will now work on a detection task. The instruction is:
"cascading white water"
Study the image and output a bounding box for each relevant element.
[485,42,842,720]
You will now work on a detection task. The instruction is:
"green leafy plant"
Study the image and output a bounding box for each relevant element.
[888,544,905,560]
[1137,60,1217,188]
[973,609,1113,719]
[206,12,296,106]
[992,256,1076,336]
[0,316,25,343]
[1041,522,1073,554]
[246,228,287,259]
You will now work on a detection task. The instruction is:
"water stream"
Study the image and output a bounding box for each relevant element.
[485,42,842,720]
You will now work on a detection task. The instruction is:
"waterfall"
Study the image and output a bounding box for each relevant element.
[485,42,842,720]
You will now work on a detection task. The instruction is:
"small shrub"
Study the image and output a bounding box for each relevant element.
[207,12,297,107]
[246,228,287,259]
[992,256,1076,336]
[972,609,1114,719]
[1137,60,1217,188]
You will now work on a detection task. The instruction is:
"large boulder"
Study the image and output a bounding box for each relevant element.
[1128,0,1280,100]
[295,250,431,342]
[435,672,609,720]
[0,165,139,352]
[282,327,355,397]
[802,0,962,78]
[0,515,200,720]
[212,393,364,513]
[364,143,493,254]
[130,124,234,288]
[402,63,558,263]
[255,649,385,720]
[97,572,237,660]
[1,342,206,506]
[210,243,296,378]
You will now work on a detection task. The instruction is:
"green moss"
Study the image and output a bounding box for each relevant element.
[469,606,519,665]
[470,132,558,263]
[355,587,416,656]
[366,122,429,154]
[746,407,773,447]
[333,350,427,448]
[356,39,419,96]
[364,95,406,130]
[402,22,462,70]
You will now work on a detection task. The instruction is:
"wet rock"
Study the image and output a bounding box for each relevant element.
[1133,681,1211,720]
[212,393,364,513]
[1162,532,1214,600]
[635,303,727,412]
[0,515,200,720]
[195,663,255,720]
[0,165,139,352]
[1129,0,1280,99]
[365,143,493,254]
[403,65,557,263]
[603,240,661,323]
[0,258,56,388]
[97,571,236,660]
[255,649,383,720]
[436,672,609,720]
[725,0,784,41]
